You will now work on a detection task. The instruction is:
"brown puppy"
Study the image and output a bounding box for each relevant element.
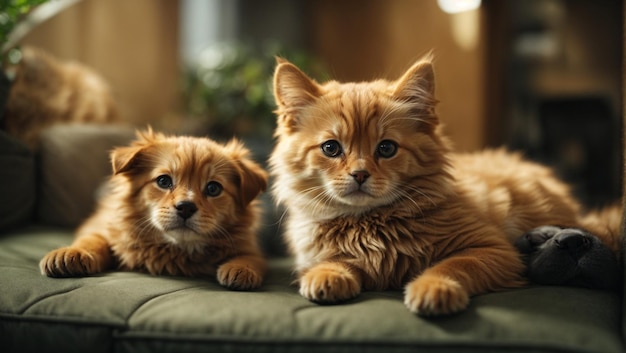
[40,129,268,290]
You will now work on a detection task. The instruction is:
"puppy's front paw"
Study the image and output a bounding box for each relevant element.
[299,262,361,304]
[217,261,264,290]
[404,275,469,316]
[39,247,105,277]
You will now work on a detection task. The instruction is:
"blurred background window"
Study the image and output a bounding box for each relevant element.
[3,0,623,207]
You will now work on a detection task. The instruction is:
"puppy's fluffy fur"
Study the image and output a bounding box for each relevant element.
[40,129,268,290]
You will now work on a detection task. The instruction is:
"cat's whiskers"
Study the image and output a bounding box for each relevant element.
[276,208,290,230]
[385,187,423,215]
[286,184,336,216]
[304,188,337,216]
[401,183,438,208]
[386,182,442,217]
[293,184,328,203]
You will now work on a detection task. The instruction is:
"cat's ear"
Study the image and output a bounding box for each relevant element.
[392,54,437,110]
[273,58,322,110]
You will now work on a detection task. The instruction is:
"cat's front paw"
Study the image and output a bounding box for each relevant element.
[217,260,264,290]
[404,275,469,316]
[39,247,105,277]
[299,262,361,304]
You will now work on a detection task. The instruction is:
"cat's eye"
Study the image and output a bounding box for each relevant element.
[376,140,398,158]
[156,175,173,189]
[321,140,343,158]
[205,181,223,197]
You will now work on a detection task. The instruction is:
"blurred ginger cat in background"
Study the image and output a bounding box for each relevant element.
[2,46,119,150]
[269,54,622,316]
[40,129,268,290]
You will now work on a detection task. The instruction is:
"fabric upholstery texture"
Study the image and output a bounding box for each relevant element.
[36,124,135,227]
[0,130,35,231]
[0,124,623,353]
[0,228,623,353]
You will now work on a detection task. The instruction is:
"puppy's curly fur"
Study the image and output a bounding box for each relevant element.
[40,129,268,290]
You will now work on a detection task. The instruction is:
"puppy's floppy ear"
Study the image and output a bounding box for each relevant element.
[225,139,268,207]
[111,127,161,174]
[111,145,144,175]
[235,159,268,208]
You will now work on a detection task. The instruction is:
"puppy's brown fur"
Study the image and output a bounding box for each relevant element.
[40,129,268,290]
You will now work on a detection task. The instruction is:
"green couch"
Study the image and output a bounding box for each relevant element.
[1,124,624,353]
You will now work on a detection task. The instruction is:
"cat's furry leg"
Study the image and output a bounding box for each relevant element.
[299,261,362,303]
[217,253,266,290]
[579,204,623,255]
[39,233,113,277]
[404,246,526,316]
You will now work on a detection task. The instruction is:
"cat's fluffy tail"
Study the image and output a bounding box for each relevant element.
[580,203,623,256]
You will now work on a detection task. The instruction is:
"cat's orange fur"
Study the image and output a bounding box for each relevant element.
[3,46,119,149]
[269,55,621,316]
[40,129,268,290]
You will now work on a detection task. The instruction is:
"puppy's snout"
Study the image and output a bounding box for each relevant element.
[175,201,198,220]
[554,231,590,258]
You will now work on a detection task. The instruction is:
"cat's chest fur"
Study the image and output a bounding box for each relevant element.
[287,206,436,290]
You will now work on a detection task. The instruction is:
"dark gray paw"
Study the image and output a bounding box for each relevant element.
[514,226,619,290]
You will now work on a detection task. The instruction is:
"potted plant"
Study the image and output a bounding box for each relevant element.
[0,0,48,118]
[181,42,328,144]
[0,0,82,122]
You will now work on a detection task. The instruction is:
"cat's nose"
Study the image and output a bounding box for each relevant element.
[350,170,370,185]
[175,201,198,220]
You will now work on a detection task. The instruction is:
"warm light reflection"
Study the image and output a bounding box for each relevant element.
[437,0,481,14]
[450,9,480,51]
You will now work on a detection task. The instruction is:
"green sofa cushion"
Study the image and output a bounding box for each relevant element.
[0,131,35,231]
[0,228,623,353]
[36,124,135,228]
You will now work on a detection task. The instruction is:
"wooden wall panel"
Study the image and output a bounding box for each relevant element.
[308,0,486,151]
[20,0,180,126]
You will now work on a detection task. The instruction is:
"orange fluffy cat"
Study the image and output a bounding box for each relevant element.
[269,55,621,316]
[40,129,268,290]
[3,46,119,150]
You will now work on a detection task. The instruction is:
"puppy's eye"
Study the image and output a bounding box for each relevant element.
[321,140,342,158]
[205,181,223,197]
[376,140,397,158]
[156,175,173,189]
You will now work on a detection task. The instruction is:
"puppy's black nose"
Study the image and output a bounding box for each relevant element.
[175,201,198,220]
[554,231,591,259]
